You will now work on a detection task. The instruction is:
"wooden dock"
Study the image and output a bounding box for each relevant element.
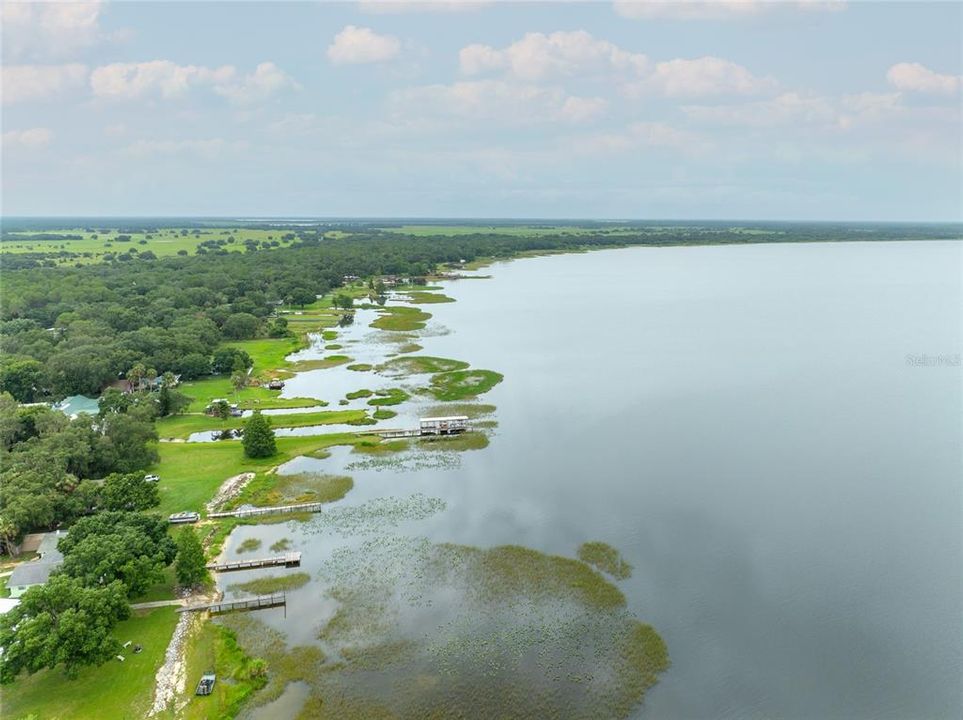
[179,592,286,614]
[362,427,421,439]
[206,552,301,573]
[208,502,327,519]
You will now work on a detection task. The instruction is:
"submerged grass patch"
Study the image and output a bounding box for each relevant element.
[418,431,489,452]
[237,538,262,554]
[373,408,397,420]
[287,537,669,719]
[577,542,633,581]
[397,343,422,354]
[430,369,503,401]
[370,306,432,332]
[403,291,455,304]
[345,389,373,400]
[382,355,469,375]
[290,355,352,371]
[228,572,311,595]
[367,388,409,407]
[270,538,292,552]
[231,472,353,509]
[423,403,496,419]
[347,363,373,372]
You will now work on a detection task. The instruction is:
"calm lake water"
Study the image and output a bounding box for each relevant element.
[227,241,962,719]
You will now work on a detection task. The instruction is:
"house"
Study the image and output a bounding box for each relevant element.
[169,511,200,524]
[419,416,469,436]
[8,530,66,598]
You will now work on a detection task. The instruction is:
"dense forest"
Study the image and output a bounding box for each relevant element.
[3,224,959,402]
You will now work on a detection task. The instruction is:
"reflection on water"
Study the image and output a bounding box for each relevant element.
[222,243,962,719]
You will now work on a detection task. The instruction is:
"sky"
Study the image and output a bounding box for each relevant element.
[1,0,961,220]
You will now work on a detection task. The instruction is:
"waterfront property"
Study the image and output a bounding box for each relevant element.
[8,531,66,598]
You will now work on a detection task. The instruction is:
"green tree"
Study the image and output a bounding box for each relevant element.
[100,472,160,511]
[242,411,276,458]
[231,370,248,395]
[175,527,208,588]
[59,512,176,597]
[222,312,260,340]
[212,347,252,375]
[0,575,130,682]
[157,383,190,417]
[0,358,43,402]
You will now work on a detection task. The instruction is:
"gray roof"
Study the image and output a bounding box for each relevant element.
[37,531,65,562]
[9,561,59,588]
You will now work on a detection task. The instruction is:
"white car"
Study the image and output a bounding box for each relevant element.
[144,474,160,483]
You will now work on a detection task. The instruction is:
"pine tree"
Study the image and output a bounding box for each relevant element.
[242,410,276,458]
[175,527,208,588]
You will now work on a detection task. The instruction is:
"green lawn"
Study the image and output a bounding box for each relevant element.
[225,337,303,374]
[0,608,179,720]
[130,565,178,603]
[180,376,319,414]
[0,228,297,266]
[152,433,367,516]
[155,408,366,440]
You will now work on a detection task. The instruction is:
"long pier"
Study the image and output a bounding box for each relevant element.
[179,592,286,614]
[208,502,327,519]
[206,552,301,573]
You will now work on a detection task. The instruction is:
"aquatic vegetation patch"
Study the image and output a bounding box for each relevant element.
[269,538,292,552]
[430,369,503,401]
[367,388,410,406]
[321,331,338,341]
[294,537,669,719]
[373,408,397,420]
[351,438,410,455]
[382,355,469,376]
[423,403,496,419]
[347,363,373,372]
[304,494,446,537]
[577,542,633,581]
[346,415,377,426]
[345,389,373,400]
[418,431,489,452]
[230,472,353,509]
[237,537,262,554]
[403,291,455,304]
[290,355,353,371]
[325,343,343,350]
[397,343,422,354]
[228,572,311,595]
[370,306,432,332]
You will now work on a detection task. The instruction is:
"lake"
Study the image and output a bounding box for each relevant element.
[224,240,962,719]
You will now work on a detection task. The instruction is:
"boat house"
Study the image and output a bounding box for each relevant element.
[419,416,469,435]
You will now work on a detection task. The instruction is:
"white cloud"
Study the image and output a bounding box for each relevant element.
[886,62,960,95]
[683,92,837,127]
[1,63,89,104]
[90,60,235,99]
[122,138,246,160]
[390,80,607,125]
[89,60,296,103]
[214,62,300,104]
[327,26,402,65]
[631,56,775,97]
[459,31,647,81]
[1,127,54,149]
[1,1,106,60]
[574,121,711,156]
[358,0,490,13]
[613,0,845,20]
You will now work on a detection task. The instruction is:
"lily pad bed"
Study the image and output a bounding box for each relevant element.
[430,369,503,401]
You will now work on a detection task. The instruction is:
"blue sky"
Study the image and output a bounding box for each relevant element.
[2,1,961,220]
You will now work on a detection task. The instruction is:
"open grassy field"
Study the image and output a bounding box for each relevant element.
[0,607,179,720]
[0,228,298,266]
[152,433,367,516]
[155,408,366,440]
[375,224,637,236]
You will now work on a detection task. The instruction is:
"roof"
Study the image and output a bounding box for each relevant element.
[420,416,469,423]
[9,560,59,587]
[37,531,65,562]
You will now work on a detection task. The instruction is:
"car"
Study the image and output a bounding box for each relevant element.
[144,474,160,483]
